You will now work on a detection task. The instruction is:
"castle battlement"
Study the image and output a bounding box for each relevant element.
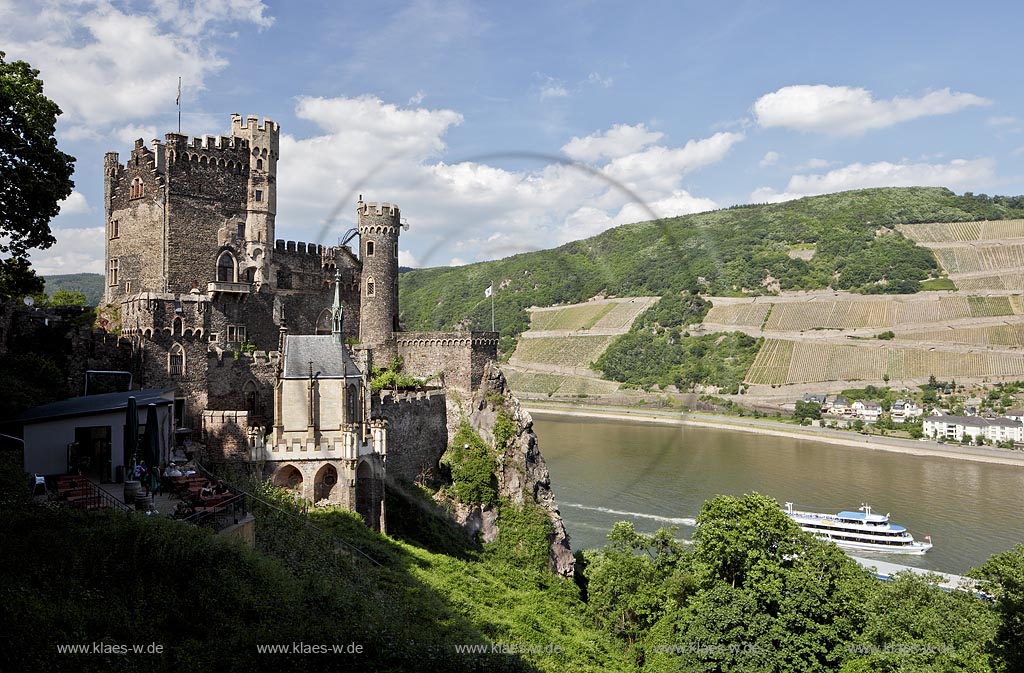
[275,239,325,256]
[358,200,401,217]
[231,113,279,134]
[377,388,445,405]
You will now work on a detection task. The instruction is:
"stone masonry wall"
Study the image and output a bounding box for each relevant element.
[397,331,499,394]
[371,389,448,484]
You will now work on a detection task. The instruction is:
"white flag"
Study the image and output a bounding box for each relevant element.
[485,283,493,298]
[176,77,181,105]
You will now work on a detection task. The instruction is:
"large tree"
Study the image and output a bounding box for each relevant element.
[0,51,75,300]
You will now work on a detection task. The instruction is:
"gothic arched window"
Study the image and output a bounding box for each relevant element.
[243,380,258,415]
[366,276,375,297]
[256,158,263,170]
[217,252,236,282]
[169,344,185,376]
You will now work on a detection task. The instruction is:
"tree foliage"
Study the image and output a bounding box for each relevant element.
[0,51,75,262]
[584,493,1009,672]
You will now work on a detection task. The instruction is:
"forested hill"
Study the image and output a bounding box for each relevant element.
[42,273,104,306]
[398,187,1024,339]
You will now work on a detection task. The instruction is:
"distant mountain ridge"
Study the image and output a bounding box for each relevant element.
[42,273,104,306]
[398,187,1024,340]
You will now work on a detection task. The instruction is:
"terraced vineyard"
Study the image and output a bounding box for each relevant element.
[898,219,1024,243]
[503,368,622,396]
[898,324,1024,347]
[703,303,772,328]
[527,298,657,332]
[753,296,1016,332]
[745,339,1024,385]
[509,335,620,369]
[745,339,794,384]
[955,274,1024,291]
[931,243,1024,275]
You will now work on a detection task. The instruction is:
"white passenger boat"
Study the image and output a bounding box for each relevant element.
[784,502,933,554]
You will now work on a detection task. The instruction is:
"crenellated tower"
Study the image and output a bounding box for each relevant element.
[231,114,279,287]
[357,197,403,362]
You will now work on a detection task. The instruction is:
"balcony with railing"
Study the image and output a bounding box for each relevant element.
[206,281,251,294]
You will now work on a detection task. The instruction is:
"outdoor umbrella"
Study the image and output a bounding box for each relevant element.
[143,404,160,470]
[125,396,138,478]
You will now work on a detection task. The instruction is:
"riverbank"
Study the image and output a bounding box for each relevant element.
[522,401,1024,467]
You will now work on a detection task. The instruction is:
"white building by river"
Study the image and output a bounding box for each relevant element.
[923,415,1023,444]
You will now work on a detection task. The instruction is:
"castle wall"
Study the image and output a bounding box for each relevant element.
[104,141,168,302]
[397,331,499,394]
[371,389,448,484]
[202,409,252,462]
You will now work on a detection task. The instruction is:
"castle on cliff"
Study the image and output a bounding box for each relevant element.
[101,114,498,529]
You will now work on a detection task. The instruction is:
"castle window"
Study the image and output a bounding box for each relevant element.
[394,242,399,258]
[243,381,258,415]
[217,252,236,282]
[109,219,119,239]
[124,280,132,294]
[237,223,245,239]
[245,267,256,283]
[130,177,144,199]
[255,189,263,202]
[256,158,263,171]
[226,324,247,344]
[366,276,375,297]
[108,259,119,286]
[347,384,358,423]
[169,344,185,377]
[173,317,183,336]
[366,241,374,256]
[209,332,218,343]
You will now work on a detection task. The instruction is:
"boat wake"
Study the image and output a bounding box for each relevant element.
[560,502,697,527]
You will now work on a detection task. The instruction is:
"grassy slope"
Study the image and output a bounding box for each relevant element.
[399,187,1024,340]
[0,467,628,673]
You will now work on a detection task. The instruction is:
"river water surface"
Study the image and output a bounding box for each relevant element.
[532,412,1024,574]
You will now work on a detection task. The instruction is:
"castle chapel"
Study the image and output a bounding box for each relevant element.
[102,115,498,527]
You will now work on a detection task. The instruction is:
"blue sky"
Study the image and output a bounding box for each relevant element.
[5,0,1023,274]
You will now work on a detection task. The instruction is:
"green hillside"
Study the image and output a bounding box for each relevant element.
[42,272,104,306]
[399,188,1024,342]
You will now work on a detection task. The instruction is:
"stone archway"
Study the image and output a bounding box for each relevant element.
[271,464,304,497]
[313,463,339,504]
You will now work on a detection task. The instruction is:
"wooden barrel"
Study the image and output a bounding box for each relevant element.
[123,480,141,505]
[134,493,153,511]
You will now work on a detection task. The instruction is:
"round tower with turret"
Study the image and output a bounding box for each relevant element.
[357,196,402,363]
[231,113,279,287]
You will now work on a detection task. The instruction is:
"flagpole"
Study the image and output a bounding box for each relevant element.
[177,76,181,133]
[490,281,495,332]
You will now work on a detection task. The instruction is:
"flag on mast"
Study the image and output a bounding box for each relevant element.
[485,283,493,298]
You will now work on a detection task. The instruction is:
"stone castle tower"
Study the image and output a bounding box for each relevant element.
[357,197,403,363]
[231,114,279,286]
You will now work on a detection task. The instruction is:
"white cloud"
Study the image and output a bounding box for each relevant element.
[57,191,92,217]
[0,0,272,136]
[408,90,426,105]
[759,151,780,167]
[562,123,664,162]
[753,85,990,136]
[398,249,420,268]
[152,0,274,35]
[275,95,730,267]
[115,124,160,147]
[28,226,106,275]
[603,131,744,198]
[586,72,613,88]
[538,75,569,100]
[751,158,996,203]
[988,116,1019,127]
[800,158,833,170]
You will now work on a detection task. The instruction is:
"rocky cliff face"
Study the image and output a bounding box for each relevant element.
[444,361,575,575]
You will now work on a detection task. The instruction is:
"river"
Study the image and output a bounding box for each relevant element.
[532,411,1024,574]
